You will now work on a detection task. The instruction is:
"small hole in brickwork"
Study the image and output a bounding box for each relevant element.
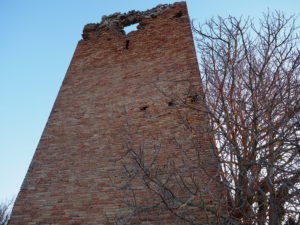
[168,100,175,106]
[174,11,183,18]
[140,106,148,111]
[124,23,139,35]
[125,40,130,49]
[190,94,199,103]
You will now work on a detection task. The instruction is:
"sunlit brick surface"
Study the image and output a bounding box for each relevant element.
[10,2,220,224]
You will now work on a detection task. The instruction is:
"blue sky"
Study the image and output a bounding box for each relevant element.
[0,0,299,202]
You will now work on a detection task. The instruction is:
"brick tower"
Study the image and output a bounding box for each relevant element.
[10,2,221,224]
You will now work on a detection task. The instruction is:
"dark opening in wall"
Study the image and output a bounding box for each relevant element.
[124,23,139,35]
[140,106,148,111]
[125,40,130,49]
[190,94,199,103]
[168,100,175,106]
[174,11,183,18]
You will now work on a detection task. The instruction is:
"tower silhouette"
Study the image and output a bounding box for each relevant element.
[10,2,221,224]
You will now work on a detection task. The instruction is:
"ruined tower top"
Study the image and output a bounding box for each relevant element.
[82,1,185,39]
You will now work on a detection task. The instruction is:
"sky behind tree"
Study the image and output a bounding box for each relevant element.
[0,0,299,202]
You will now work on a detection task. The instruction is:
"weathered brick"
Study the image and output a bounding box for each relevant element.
[10,2,221,224]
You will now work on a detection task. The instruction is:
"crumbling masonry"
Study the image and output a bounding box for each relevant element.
[10,2,221,224]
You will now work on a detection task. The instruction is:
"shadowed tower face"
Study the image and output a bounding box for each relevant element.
[10,2,221,224]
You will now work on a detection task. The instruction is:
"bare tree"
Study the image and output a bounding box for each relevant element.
[114,11,300,225]
[0,200,12,225]
[194,11,300,225]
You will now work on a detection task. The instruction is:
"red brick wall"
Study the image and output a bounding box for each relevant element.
[10,2,220,224]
